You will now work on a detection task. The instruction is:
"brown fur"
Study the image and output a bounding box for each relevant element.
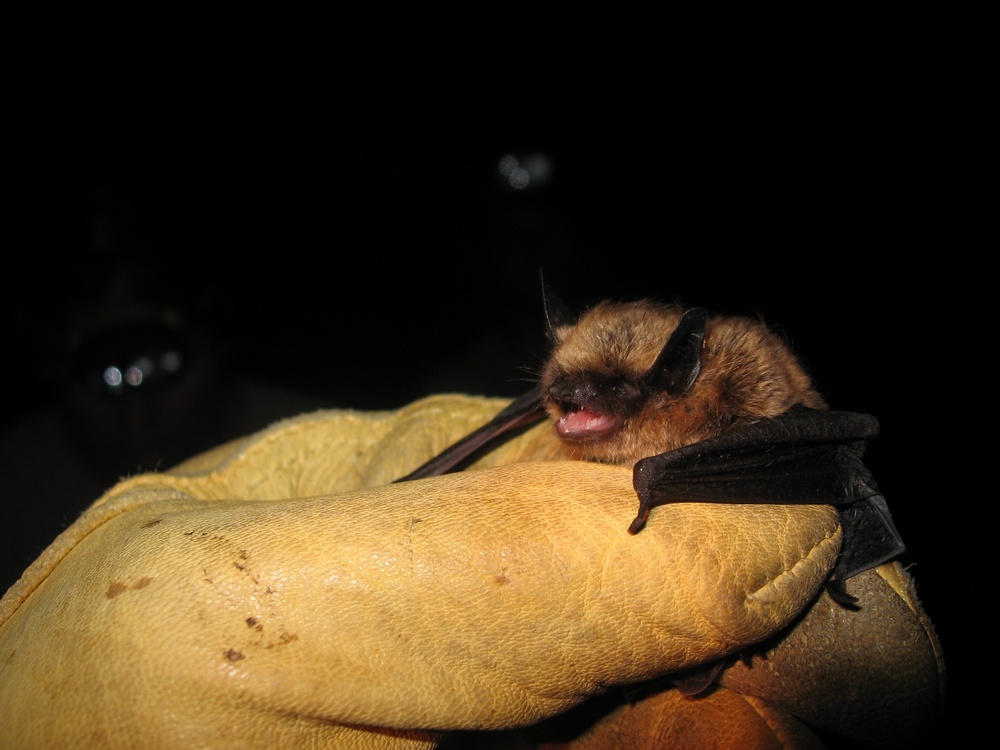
[540,300,827,465]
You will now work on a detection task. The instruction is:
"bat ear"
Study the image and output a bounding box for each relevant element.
[644,307,709,395]
[540,274,577,344]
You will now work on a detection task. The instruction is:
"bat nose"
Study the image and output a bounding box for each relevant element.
[547,380,599,406]
[548,377,646,416]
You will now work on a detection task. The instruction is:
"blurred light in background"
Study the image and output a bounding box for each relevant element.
[498,152,553,190]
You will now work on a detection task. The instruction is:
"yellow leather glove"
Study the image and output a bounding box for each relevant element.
[0,395,943,749]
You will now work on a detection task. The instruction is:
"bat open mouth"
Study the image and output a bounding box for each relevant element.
[554,405,624,442]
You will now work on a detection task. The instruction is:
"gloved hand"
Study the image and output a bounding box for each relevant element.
[0,394,944,749]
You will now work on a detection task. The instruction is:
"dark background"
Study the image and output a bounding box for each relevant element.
[2,16,972,745]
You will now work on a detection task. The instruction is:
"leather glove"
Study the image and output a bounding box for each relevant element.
[0,395,944,748]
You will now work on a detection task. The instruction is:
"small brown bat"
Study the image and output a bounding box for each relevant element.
[397,285,905,603]
[537,296,826,464]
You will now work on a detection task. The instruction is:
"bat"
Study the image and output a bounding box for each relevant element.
[397,286,905,604]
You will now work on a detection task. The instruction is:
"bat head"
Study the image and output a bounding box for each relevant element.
[538,292,827,465]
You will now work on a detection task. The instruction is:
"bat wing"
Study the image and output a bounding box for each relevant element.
[629,408,905,593]
[395,387,546,482]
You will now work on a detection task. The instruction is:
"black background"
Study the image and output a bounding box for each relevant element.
[2,15,973,746]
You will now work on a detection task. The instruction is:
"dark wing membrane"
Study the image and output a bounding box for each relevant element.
[631,409,881,510]
[395,387,546,482]
[629,409,904,580]
[835,493,907,581]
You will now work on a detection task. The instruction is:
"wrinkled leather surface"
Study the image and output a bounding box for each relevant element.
[719,562,946,748]
[485,563,943,750]
[0,394,940,748]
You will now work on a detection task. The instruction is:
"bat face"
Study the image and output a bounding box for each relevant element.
[539,299,827,465]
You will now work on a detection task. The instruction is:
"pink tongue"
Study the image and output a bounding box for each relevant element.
[556,408,620,437]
